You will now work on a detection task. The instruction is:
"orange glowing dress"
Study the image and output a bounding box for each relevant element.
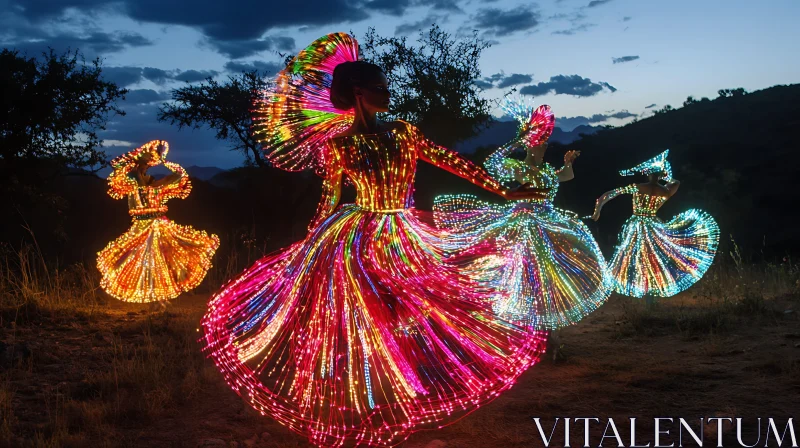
[97,141,220,303]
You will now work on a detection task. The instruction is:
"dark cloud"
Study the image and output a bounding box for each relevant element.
[427,0,463,12]
[2,30,153,58]
[223,60,284,74]
[612,55,639,64]
[142,67,173,85]
[474,79,495,90]
[608,110,636,119]
[556,110,635,131]
[519,74,616,97]
[645,103,657,109]
[10,0,370,41]
[102,66,147,87]
[366,0,412,16]
[496,73,534,88]
[395,14,443,36]
[101,66,217,87]
[174,69,219,83]
[473,6,541,36]
[552,23,596,35]
[599,81,617,92]
[125,89,170,104]
[205,36,295,59]
[474,73,534,89]
[587,0,613,7]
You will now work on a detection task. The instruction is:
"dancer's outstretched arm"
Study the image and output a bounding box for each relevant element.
[414,128,548,200]
[591,184,638,221]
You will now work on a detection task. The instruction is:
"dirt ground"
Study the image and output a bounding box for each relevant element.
[1,291,798,448]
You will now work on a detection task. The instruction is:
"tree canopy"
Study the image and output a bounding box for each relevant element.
[0,48,127,189]
[361,25,493,148]
[158,70,272,167]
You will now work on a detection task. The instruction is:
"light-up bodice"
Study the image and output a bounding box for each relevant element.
[632,192,667,216]
[613,184,668,217]
[329,130,417,211]
[324,123,504,214]
[508,160,558,204]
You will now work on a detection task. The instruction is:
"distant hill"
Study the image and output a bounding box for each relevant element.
[553,83,800,255]
[455,120,600,152]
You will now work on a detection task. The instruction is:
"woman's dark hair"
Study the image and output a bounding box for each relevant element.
[330,61,385,111]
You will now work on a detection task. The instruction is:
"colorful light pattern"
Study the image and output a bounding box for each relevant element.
[597,183,720,298]
[202,114,547,446]
[97,140,220,303]
[434,100,610,330]
[619,149,673,182]
[485,104,555,184]
[253,32,358,172]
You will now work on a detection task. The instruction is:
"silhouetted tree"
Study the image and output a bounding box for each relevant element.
[159,70,272,167]
[0,48,127,190]
[361,25,493,148]
[717,88,748,98]
[653,104,674,115]
[683,96,698,107]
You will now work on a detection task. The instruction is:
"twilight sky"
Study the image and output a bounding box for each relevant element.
[2,0,799,168]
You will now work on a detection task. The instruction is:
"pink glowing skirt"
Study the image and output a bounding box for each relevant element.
[202,204,546,447]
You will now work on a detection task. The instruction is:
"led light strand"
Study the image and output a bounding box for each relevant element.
[604,182,720,298]
[435,99,611,330]
[97,140,220,303]
[202,35,546,448]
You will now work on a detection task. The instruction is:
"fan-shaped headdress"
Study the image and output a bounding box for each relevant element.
[254,32,359,172]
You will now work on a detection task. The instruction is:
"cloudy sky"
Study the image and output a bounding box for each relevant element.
[2,0,799,168]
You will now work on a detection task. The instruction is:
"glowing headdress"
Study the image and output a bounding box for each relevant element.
[500,97,555,147]
[110,140,169,169]
[619,149,672,181]
[255,33,358,172]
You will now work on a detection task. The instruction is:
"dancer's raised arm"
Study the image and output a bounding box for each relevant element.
[412,125,548,200]
[157,161,192,200]
[556,150,580,182]
[666,178,680,197]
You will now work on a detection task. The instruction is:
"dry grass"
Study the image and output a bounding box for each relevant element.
[0,240,798,447]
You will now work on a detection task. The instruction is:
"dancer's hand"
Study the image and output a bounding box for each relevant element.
[564,150,580,166]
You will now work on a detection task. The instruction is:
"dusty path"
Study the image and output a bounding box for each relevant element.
[2,292,798,447]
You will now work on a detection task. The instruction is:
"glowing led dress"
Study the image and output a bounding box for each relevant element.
[97,141,219,303]
[202,33,545,448]
[202,123,546,447]
[434,108,610,330]
[605,184,719,298]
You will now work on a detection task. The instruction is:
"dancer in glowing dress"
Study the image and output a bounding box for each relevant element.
[97,140,219,307]
[434,100,611,331]
[201,33,548,447]
[591,150,720,299]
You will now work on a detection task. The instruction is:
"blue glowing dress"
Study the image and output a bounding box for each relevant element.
[434,105,611,330]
